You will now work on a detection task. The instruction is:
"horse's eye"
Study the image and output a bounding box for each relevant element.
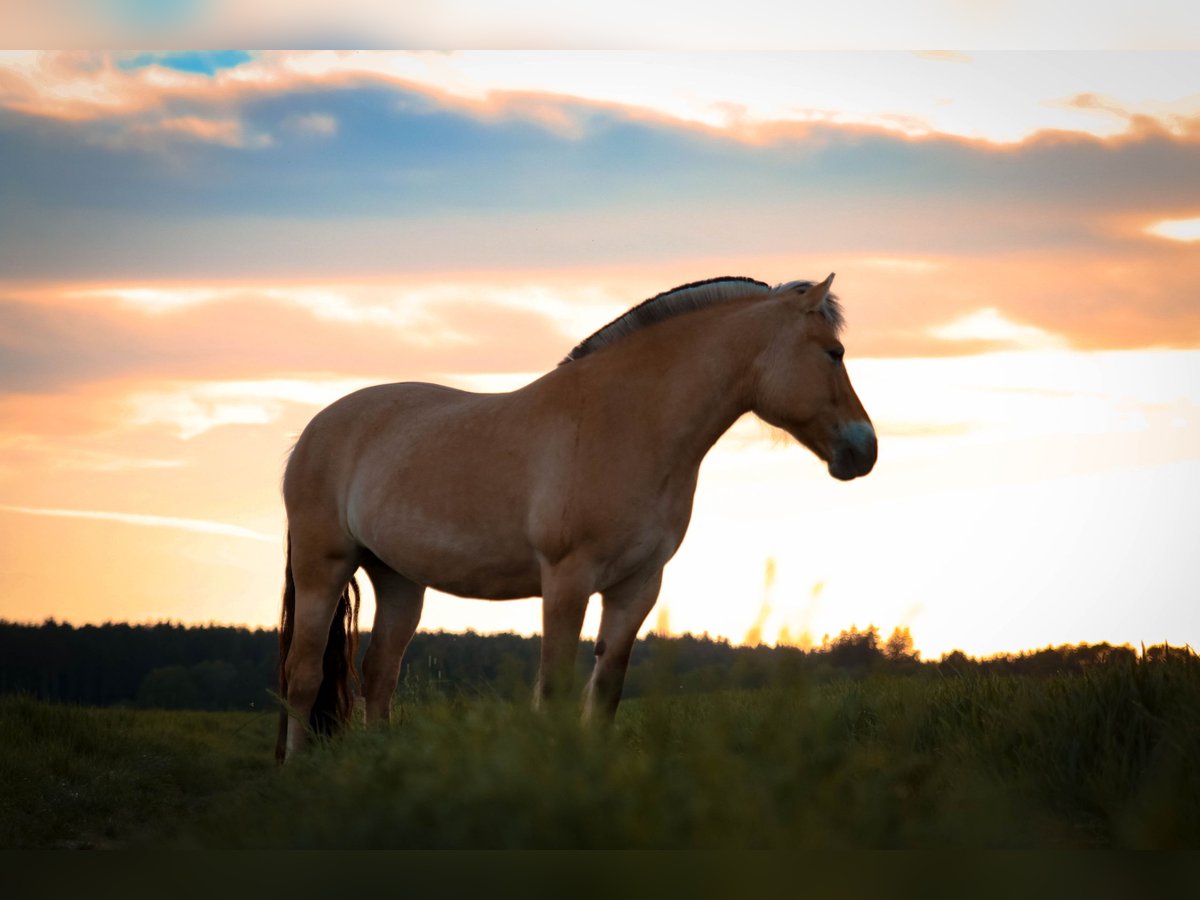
[827,346,845,363]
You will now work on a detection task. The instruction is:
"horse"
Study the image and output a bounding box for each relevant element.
[276,273,876,761]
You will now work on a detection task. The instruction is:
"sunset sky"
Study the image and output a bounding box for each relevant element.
[1,49,1197,658]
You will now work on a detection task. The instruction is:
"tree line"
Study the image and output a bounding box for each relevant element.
[0,618,1184,711]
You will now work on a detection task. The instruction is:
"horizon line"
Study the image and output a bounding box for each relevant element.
[1,615,1191,663]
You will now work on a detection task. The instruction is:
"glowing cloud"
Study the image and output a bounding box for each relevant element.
[67,286,233,312]
[930,308,1069,351]
[125,378,377,438]
[1146,216,1200,242]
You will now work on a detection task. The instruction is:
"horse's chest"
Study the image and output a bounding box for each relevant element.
[533,478,694,578]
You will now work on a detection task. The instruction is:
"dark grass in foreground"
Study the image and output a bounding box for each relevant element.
[4,653,1197,848]
[0,699,274,848]
[183,655,1198,849]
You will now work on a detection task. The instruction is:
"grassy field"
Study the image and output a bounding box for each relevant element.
[3,654,1197,849]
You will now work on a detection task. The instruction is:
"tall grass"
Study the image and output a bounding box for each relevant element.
[3,653,1194,848]
[167,653,1199,849]
[0,696,273,848]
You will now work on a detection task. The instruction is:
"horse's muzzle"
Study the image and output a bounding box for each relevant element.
[829,421,877,481]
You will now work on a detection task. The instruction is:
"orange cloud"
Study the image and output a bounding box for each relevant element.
[4,51,1199,150]
[0,281,576,392]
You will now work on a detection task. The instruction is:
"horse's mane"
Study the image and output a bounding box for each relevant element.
[560,276,843,365]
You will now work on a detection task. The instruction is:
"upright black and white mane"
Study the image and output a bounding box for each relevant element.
[561,276,843,365]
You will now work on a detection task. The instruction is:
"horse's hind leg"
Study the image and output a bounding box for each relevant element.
[283,538,359,757]
[361,561,425,723]
[583,568,663,723]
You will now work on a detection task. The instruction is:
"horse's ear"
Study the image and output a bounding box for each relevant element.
[784,273,835,311]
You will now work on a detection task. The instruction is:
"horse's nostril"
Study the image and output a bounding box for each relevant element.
[843,422,875,453]
[861,431,878,466]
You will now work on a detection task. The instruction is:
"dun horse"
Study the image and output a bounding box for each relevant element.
[277,274,876,760]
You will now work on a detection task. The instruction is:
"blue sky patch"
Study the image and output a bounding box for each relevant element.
[118,51,254,77]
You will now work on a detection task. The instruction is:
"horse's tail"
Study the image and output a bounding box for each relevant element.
[276,531,361,763]
[310,573,361,736]
[275,532,296,762]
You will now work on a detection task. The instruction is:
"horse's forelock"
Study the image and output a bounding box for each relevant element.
[770,280,845,335]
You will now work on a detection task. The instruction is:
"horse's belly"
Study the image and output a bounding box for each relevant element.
[359,516,542,600]
[405,550,542,601]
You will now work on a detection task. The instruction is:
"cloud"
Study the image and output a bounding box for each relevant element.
[0,504,275,542]
[144,113,269,147]
[929,307,1069,351]
[125,377,376,438]
[4,237,1200,415]
[127,390,278,439]
[2,73,1199,247]
[1,57,1200,362]
[0,283,575,392]
[6,51,1200,146]
[0,432,183,474]
[1146,216,1200,242]
[286,111,336,136]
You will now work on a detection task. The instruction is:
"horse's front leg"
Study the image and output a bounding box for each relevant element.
[583,568,662,723]
[533,557,592,708]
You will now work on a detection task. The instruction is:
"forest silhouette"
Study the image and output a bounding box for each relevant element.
[0,618,1176,711]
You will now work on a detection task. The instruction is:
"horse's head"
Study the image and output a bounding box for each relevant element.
[752,274,877,481]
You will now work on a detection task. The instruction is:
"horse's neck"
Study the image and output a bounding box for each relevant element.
[604,300,768,469]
